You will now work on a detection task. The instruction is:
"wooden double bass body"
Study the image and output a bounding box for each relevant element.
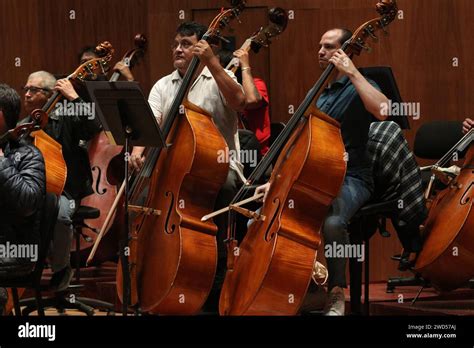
[136,101,229,314]
[79,35,147,266]
[414,142,474,291]
[220,110,346,315]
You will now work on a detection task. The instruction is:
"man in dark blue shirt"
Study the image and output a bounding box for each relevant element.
[257,28,389,315]
[316,28,389,315]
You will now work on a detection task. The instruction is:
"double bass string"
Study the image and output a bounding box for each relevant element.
[226,41,348,242]
[127,56,202,202]
[229,48,342,206]
[437,128,474,168]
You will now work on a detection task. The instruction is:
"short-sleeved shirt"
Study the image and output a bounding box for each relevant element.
[148,67,244,179]
[316,75,381,190]
[242,78,271,156]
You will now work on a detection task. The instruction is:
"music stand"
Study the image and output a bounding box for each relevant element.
[85,81,165,316]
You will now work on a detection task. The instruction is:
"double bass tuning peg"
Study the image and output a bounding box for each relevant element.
[356,39,372,53]
[216,35,231,44]
[365,26,379,41]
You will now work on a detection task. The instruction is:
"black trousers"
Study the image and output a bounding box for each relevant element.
[203,168,241,311]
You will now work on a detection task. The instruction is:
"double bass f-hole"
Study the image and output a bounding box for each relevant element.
[92,166,107,195]
[460,183,474,205]
[164,191,176,234]
[264,198,281,242]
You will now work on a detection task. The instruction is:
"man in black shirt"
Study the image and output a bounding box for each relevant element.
[23,71,101,291]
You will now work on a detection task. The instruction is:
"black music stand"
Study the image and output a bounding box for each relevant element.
[85,81,165,316]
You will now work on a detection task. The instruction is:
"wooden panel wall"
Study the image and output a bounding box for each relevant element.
[1,0,473,283]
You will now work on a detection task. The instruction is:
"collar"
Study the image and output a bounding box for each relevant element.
[171,66,213,82]
[326,75,350,90]
[171,69,182,82]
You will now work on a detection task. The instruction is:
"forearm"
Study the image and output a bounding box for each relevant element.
[242,69,265,110]
[348,70,388,120]
[206,57,246,112]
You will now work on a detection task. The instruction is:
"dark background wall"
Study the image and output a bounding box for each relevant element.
[1,0,472,282]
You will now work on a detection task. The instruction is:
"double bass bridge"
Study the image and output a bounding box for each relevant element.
[128,205,162,216]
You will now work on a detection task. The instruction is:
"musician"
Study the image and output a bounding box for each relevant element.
[462,118,473,134]
[218,48,271,156]
[79,46,98,65]
[257,28,389,315]
[130,21,246,312]
[0,84,46,312]
[79,45,135,82]
[23,71,101,291]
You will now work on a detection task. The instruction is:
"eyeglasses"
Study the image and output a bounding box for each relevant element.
[22,86,51,94]
[171,40,194,51]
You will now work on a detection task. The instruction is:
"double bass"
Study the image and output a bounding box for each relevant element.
[76,34,147,266]
[32,41,115,196]
[218,0,399,315]
[414,128,474,291]
[225,7,288,75]
[226,7,288,130]
[117,1,246,314]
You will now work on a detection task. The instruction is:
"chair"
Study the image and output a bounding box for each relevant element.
[20,205,115,316]
[386,120,464,292]
[348,199,399,315]
[358,66,410,130]
[347,66,413,315]
[0,193,59,316]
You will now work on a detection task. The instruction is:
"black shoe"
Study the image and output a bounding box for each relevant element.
[0,287,8,315]
[50,266,73,292]
[398,251,417,271]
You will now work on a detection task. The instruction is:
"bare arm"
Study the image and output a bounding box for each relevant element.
[234,49,267,110]
[194,40,246,112]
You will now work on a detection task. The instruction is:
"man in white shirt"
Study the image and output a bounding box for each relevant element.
[130,21,246,312]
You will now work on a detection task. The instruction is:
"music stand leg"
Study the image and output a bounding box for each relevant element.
[121,127,132,316]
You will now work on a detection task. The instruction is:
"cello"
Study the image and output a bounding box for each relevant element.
[414,129,474,291]
[116,1,246,314]
[218,0,399,315]
[76,34,147,266]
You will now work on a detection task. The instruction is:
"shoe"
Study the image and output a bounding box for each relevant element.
[323,286,345,316]
[0,287,8,315]
[300,284,328,314]
[50,266,73,292]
